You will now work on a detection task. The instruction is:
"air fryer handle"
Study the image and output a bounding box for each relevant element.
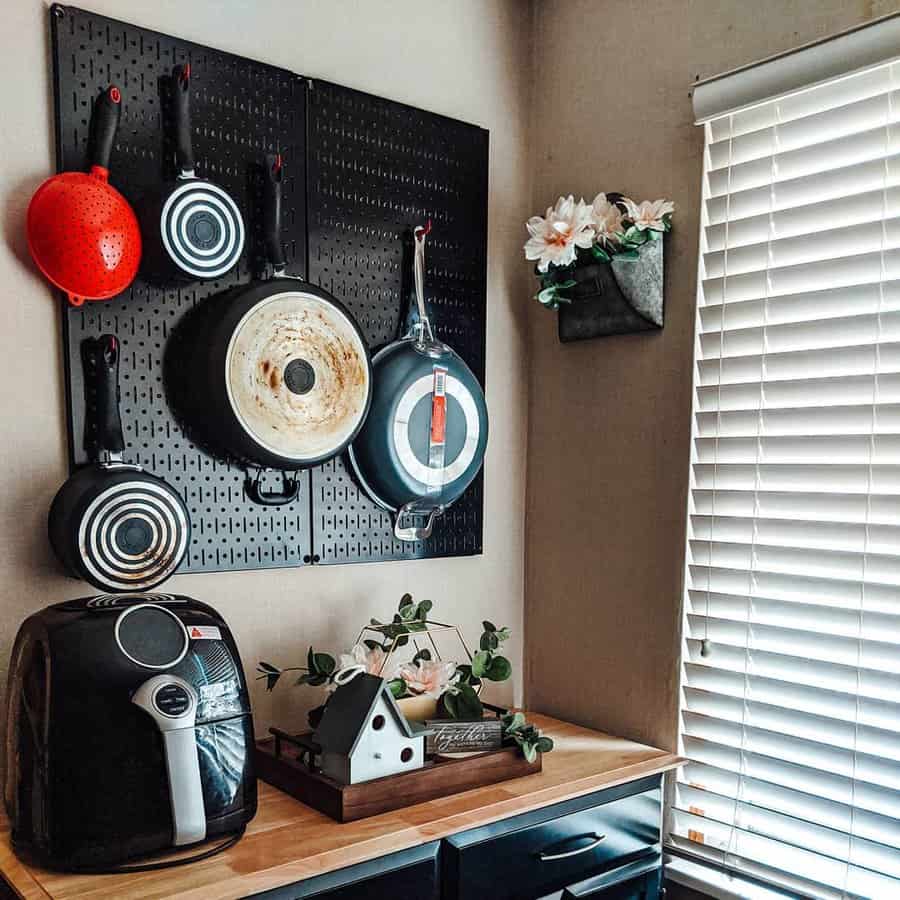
[132,675,207,847]
[89,86,122,172]
[171,64,195,175]
[263,153,286,273]
[161,728,206,846]
[83,335,126,459]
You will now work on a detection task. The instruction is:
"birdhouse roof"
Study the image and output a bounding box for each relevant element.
[314,672,432,756]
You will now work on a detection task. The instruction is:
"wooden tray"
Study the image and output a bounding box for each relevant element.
[254,732,542,822]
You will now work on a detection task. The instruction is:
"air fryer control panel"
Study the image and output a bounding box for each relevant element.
[153,682,193,718]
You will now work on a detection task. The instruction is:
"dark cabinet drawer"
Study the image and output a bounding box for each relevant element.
[561,854,662,898]
[247,841,440,899]
[442,775,661,900]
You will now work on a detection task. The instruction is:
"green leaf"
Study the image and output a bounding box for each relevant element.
[536,737,555,753]
[416,599,433,618]
[591,245,611,263]
[485,655,512,682]
[503,712,526,734]
[399,592,413,608]
[442,691,458,718]
[495,627,511,643]
[262,672,280,691]
[472,650,491,678]
[257,661,280,674]
[648,228,662,240]
[396,634,409,648]
[479,632,492,651]
[307,645,315,673]
[615,249,640,261]
[387,678,407,699]
[537,286,560,308]
[482,620,496,633]
[412,647,432,664]
[370,617,383,627]
[447,683,483,719]
[363,639,381,651]
[523,742,538,764]
[313,653,336,676]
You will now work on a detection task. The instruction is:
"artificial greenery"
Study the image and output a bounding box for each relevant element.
[257,595,553,760]
[502,712,554,763]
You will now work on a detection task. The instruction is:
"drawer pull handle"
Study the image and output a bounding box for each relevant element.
[537,832,607,861]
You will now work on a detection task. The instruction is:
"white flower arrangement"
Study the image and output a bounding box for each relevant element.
[524,192,674,309]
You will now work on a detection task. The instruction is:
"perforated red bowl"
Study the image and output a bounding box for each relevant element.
[27,166,142,306]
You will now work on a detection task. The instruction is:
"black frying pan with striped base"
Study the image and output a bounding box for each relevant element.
[48,335,190,592]
[140,64,245,283]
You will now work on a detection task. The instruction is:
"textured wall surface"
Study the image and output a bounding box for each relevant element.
[524,0,900,751]
[0,0,533,741]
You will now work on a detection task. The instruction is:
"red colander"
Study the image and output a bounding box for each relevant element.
[27,86,141,307]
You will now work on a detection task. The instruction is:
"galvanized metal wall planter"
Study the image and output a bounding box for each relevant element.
[557,238,664,343]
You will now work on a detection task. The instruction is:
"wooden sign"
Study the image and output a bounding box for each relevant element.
[425,719,503,754]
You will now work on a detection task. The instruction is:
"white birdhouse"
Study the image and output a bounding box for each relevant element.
[314,672,433,785]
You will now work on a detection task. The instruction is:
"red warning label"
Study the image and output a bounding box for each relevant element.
[188,625,221,640]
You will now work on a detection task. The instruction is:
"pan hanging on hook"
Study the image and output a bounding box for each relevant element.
[348,222,488,541]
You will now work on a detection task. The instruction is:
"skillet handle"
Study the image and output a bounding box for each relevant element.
[89,86,121,173]
[244,470,300,506]
[394,502,444,542]
[263,154,286,276]
[171,64,195,176]
[82,335,125,461]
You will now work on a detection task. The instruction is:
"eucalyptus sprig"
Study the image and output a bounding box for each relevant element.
[501,712,554,763]
[441,620,512,720]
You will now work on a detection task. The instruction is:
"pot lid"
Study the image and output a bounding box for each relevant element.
[225,291,370,462]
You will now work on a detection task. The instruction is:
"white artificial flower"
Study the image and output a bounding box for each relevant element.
[622,198,675,232]
[396,659,459,699]
[524,195,595,272]
[338,642,386,677]
[590,193,624,246]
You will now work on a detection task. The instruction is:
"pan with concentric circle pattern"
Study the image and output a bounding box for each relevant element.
[48,335,190,593]
[139,64,244,283]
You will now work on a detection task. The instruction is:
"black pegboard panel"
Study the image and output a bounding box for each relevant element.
[50,7,488,575]
[306,81,488,564]
[51,4,312,573]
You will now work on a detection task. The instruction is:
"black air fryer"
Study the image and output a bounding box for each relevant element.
[4,594,257,870]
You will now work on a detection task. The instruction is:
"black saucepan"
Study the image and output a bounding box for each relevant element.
[167,155,372,505]
[141,64,245,282]
[348,224,488,541]
[48,335,190,592]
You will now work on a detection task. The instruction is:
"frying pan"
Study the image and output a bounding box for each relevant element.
[141,64,245,282]
[27,86,141,306]
[348,224,488,541]
[49,335,190,592]
[167,155,371,505]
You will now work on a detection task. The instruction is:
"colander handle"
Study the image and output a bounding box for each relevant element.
[89,86,122,173]
[82,334,126,461]
[263,153,286,276]
[171,64,195,176]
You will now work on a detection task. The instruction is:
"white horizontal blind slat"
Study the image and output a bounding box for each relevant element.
[675,53,900,900]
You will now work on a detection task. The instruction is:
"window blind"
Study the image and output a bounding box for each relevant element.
[672,56,900,900]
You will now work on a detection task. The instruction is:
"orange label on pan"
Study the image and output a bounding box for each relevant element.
[431,367,448,445]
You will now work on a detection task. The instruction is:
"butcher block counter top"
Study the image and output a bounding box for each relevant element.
[0,714,682,900]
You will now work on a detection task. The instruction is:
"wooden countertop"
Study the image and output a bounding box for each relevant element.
[0,714,682,900]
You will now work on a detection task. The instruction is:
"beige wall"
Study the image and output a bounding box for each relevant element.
[524,0,900,752]
[0,0,533,738]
